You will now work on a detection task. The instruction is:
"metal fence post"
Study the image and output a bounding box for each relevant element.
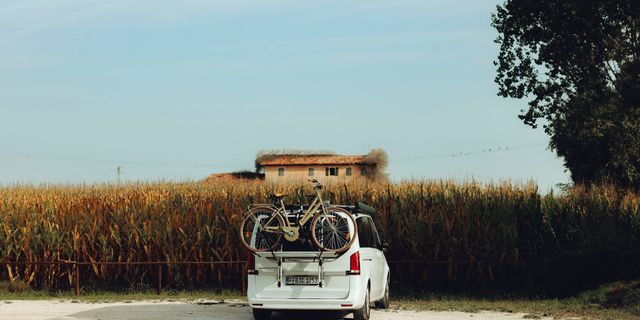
[74,262,80,297]
[157,262,162,295]
[241,262,247,296]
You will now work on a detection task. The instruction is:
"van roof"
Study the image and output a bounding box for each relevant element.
[282,202,376,217]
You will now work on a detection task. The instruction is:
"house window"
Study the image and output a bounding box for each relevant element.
[308,167,314,176]
[325,167,339,176]
[278,167,285,177]
[346,167,352,176]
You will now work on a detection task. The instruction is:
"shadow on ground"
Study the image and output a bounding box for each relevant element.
[48,303,351,320]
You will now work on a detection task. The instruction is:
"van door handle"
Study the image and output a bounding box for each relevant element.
[363,258,373,261]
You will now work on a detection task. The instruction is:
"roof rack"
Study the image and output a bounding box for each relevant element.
[281,202,377,216]
[354,202,376,216]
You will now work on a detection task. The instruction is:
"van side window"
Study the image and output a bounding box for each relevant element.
[356,217,375,248]
[369,218,382,248]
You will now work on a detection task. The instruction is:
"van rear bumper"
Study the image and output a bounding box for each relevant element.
[248,279,366,311]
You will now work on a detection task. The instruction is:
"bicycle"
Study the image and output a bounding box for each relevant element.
[239,179,358,253]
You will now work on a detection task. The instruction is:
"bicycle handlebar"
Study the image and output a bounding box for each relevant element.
[308,179,322,189]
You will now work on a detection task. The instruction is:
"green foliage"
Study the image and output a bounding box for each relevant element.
[579,279,640,316]
[0,280,30,293]
[493,0,640,189]
[0,181,638,295]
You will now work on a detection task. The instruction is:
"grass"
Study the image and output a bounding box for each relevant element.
[392,279,640,320]
[393,297,638,320]
[0,282,243,302]
[0,280,638,319]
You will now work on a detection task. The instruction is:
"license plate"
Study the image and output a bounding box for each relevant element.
[285,275,319,286]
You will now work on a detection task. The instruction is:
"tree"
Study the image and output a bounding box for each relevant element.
[492,0,640,189]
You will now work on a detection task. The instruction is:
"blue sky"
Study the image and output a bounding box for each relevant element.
[0,0,570,190]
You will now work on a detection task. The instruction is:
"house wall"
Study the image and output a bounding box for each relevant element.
[263,164,368,182]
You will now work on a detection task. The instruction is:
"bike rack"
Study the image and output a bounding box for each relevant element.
[256,251,339,288]
[247,202,374,289]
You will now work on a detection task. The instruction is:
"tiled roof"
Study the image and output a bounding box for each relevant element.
[256,154,369,166]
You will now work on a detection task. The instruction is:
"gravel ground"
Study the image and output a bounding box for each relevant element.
[0,300,551,320]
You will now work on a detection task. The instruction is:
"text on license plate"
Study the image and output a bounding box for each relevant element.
[286,276,319,285]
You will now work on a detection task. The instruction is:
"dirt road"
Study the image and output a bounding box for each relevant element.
[0,300,551,320]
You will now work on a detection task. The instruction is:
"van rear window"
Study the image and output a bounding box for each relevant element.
[281,238,317,251]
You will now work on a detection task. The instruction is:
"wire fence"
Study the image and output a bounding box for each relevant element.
[0,260,250,296]
[0,258,555,297]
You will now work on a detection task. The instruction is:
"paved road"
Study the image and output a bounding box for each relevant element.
[0,300,551,320]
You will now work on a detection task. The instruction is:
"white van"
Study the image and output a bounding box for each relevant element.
[246,203,390,320]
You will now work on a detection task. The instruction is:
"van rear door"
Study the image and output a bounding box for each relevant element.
[253,250,354,299]
[252,213,358,300]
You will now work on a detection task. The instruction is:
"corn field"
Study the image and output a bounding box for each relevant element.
[0,180,639,294]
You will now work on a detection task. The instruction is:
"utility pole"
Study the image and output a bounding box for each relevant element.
[117,166,122,184]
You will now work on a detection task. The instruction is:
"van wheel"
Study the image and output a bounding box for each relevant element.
[252,308,271,320]
[353,287,371,320]
[375,276,390,309]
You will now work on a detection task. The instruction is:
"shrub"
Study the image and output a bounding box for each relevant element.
[0,280,30,293]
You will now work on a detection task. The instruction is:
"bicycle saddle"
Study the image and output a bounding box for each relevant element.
[270,192,288,199]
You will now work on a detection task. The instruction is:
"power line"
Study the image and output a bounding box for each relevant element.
[0,143,550,168]
[0,150,248,169]
[392,143,548,162]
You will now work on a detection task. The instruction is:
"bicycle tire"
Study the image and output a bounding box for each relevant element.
[239,207,284,252]
[310,206,358,253]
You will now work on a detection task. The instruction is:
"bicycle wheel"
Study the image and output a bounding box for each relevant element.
[239,207,284,252]
[310,207,358,253]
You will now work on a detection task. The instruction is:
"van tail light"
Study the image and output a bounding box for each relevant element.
[347,251,360,275]
[247,252,258,275]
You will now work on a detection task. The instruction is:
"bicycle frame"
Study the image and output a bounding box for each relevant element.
[240,179,359,253]
[260,186,328,239]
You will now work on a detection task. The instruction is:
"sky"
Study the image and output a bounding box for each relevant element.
[0,0,571,190]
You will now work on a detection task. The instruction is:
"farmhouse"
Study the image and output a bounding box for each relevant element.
[255,150,387,182]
